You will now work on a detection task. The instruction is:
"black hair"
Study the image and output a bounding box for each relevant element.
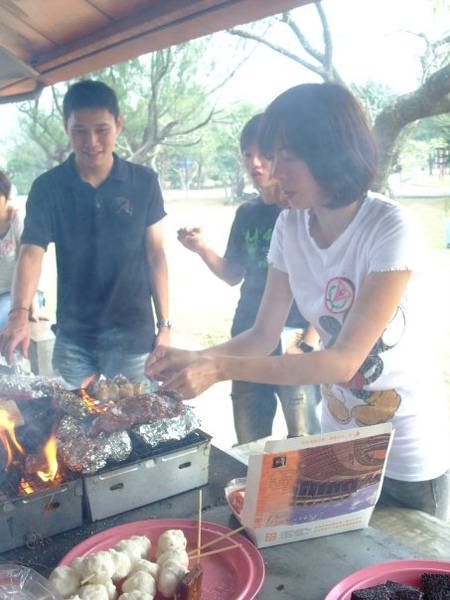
[63,80,120,121]
[240,114,263,151]
[0,170,11,199]
[258,83,378,208]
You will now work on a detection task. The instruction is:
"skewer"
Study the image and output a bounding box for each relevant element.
[187,525,245,556]
[80,573,96,585]
[196,489,202,563]
[196,543,242,560]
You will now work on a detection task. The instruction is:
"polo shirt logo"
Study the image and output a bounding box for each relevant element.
[116,196,133,215]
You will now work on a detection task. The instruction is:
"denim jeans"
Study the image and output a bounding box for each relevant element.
[231,380,321,444]
[0,292,11,331]
[380,469,450,520]
[52,333,151,389]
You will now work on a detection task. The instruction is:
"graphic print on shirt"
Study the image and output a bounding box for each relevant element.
[244,227,273,269]
[320,276,404,427]
[115,196,133,216]
[0,239,14,259]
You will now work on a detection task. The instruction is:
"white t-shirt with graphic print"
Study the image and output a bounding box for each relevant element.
[268,192,449,481]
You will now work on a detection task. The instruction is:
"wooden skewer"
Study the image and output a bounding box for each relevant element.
[80,573,96,585]
[195,542,242,560]
[187,525,245,556]
[196,489,202,563]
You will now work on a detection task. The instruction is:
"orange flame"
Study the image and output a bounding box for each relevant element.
[81,374,96,389]
[0,407,25,467]
[37,434,59,482]
[20,477,35,495]
[80,388,109,414]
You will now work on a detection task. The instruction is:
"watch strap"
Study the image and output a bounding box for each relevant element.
[297,340,314,353]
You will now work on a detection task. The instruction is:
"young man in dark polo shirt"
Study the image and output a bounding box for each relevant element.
[0,80,170,387]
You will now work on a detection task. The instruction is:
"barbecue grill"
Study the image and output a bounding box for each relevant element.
[0,373,212,552]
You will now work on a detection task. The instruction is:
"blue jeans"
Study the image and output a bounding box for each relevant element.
[0,292,11,331]
[52,333,151,389]
[380,470,450,520]
[231,380,321,444]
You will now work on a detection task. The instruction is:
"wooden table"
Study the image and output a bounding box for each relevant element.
[0,446,448,599]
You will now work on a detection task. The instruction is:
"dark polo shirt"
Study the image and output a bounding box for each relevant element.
[22,153,166,353]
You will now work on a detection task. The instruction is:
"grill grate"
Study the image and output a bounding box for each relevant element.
[1,466,80,502]
[1,430,209,508]
[94,430,208,475]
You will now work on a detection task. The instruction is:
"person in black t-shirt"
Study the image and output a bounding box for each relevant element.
[177,115,320,443]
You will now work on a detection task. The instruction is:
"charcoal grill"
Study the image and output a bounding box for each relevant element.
[0,430,211,552]
[83,430,211,521]
[0,469,83,553]
[0,374,212,552]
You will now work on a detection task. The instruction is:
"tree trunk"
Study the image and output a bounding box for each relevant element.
[373,63,450,192]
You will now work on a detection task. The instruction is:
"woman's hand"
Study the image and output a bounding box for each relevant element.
[145,346,220,400]
[158,355,221,400]
[145,345,202,383]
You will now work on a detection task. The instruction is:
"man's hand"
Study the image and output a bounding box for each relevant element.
[177,227,205,254]
[0,311,31,364]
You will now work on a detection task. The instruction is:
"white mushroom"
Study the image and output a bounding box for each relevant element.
[118,592,154,600]
[157,559,187,599]
[108,548,132,581]
[104,579,118,600]
[156,529,187,558]
[79,551,116,584]
[49,565,82,598]
[77,583,109,600]
[121,571,156,596]
[113,539,142,565]
[127,535,151,557]
[129,559,159,580]
[70,557,85,574]
[156,547,189,570]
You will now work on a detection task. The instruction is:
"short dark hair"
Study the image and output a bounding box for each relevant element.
[258,83,378,208]
[0,170,11,199]
[63,80,120,121]
[240,114,263,151]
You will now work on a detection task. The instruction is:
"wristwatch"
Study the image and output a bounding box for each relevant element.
[297,340,314,353]
[157,320,172,330]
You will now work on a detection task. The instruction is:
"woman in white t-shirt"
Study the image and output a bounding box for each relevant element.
[145,83,450,519]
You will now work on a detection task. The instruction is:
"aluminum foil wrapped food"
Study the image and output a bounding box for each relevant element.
[132,404,201,447]
[0,374,88,417]
[56,415,133,474]
[54,378,202,474]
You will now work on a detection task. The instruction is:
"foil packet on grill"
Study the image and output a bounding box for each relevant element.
[0,374,88,417]
[131,405,201,447]
[55,388,202,473]
[56,415,133,474]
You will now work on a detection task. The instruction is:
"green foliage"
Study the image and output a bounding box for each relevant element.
[3,38,240,192]
[350,81,397,124]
